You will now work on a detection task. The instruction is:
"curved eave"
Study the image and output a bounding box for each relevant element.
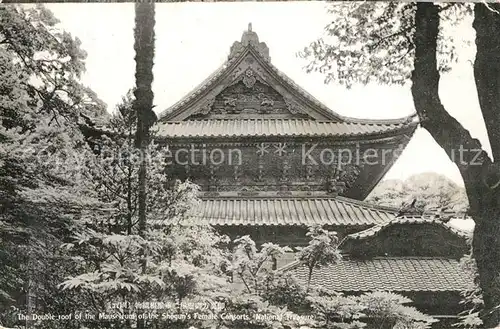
[191,195,398,227]
[78,121,417,147]
[152,120,418,142]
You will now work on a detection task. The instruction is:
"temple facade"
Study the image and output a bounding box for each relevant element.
[80,24,471,327]
[153,24,472,327]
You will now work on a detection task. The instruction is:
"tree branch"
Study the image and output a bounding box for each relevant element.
[368,26,413,51]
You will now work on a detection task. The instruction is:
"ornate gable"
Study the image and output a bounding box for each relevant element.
[158,24,344,122]
[187,70,311,119]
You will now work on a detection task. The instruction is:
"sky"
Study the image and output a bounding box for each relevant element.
[46,2,492,188]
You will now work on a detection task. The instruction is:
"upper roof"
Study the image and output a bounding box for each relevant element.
[158,24,416,125]
[155,118,417,140]
[191,196,398,227]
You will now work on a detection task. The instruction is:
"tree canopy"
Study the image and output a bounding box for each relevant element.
[298,3,472,88]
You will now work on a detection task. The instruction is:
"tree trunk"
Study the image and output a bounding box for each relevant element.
[472,198,500,327]
[473,4,500,163]
[411,3,500,327]
[472,4,500,327]
[133,2,155,329]
[306,266,313,293]
[134,1,155,237]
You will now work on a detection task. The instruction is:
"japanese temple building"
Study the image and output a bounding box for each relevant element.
[84,24,472,327]
[154,24,472,327]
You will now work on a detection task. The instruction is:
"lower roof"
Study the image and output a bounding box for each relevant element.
[192,196,398,227]
[283,257,470,292]
[344,216,471,241]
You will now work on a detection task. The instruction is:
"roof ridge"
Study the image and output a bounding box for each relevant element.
[158,39,418,123]
[158,28,420,124]
[276,260,301,272]
[247,47,343,121]
[248,47,420,125]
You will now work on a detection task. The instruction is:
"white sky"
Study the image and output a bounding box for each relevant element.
[46,2,492,187]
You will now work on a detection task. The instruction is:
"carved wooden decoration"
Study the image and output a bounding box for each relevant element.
[326,165,361,195]
[199,98,215,115]
[256,158,264,182]
[238,186,260,197]
[228,23,270,62]
[162,142,375,197]
[209,165,217,191]
[187,78,312,119]
[305,163,313,181]
[281,160,290,182]
[284,98,300,114]
[233,165,240,182]
[242,68,257,88]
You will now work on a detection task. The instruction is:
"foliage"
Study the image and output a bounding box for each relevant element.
[306,288,364,328]
[0,5,441,329]
[295,226,342,291]
[219,236,308,328]
[0,4,106,130]
[230,235,292,294]
[301,1,500,326]
[366,172,469,213]
[298,2,472,88]
[305,289,436,329]
[59,93,230,329]
[0,4,106,328]
[225,228,433,329]
[260,271,308,312]
[357,292,436,329]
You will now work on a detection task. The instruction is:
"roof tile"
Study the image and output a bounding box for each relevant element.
[287,258,471,292]
[191,197,397,226]
[346,216,471,240]
[155,119,416,139]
